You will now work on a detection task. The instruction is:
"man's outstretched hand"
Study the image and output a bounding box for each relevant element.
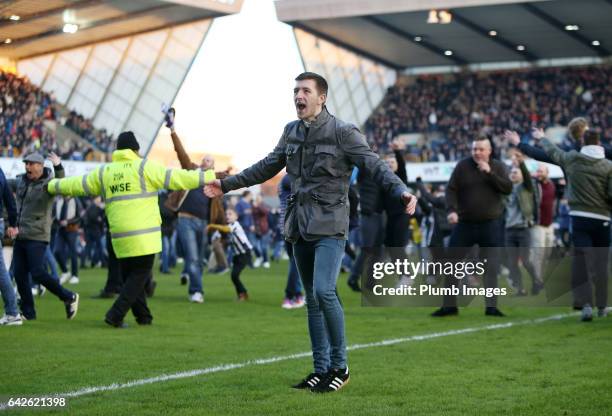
[401,192,417,215]
[48,152,61,166]
[204,179,224,198]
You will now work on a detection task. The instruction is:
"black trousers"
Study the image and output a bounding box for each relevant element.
[443,219,503,308]
[103,232,122,294]
[571,216,610,309]
[105,254,154,324]
[231,252,249,295]
[350,213,385,288]
[13,239,74,320]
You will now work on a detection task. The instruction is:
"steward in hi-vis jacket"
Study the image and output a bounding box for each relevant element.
[48,131,215,328]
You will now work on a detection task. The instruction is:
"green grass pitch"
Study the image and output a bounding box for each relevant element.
[1,260,611,415]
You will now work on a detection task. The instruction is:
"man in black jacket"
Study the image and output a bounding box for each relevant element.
[432,135,512,317]
[205,72,416,393]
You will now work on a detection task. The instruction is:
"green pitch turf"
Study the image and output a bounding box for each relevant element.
[1,260,611,415]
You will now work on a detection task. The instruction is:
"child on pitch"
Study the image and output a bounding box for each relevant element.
[207,208,251,301]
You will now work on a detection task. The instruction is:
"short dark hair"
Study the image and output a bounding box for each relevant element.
[583,130,600,146]
[473,133,498,159]
[295,72,328,97]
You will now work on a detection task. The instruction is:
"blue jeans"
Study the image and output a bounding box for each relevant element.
[284,242,302,299]
[45,246,59,281]
[176,217,207,294]
[161,231,177,273]
[0,221,18,316]
[246,231,261,259]
[293,237,347,373]
[85,232,105,266]
[13,239,74,319]
[254,231,271,262]
[54,228,79,277]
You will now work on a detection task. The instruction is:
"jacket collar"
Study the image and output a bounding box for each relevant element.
[580,145,605,159]
[301,106,331,129]
[112,149,141,162]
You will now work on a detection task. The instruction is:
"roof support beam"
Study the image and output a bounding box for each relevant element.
[291,22,404,70]
[0,0,103,29]
[1,4,177,47]
[521,2,610,56]
[361,15,467,66]
[451,10,538,61]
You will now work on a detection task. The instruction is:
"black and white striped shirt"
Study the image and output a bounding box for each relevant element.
[229,221,252,255]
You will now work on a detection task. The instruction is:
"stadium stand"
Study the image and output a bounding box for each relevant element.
[0,69,103,160]
[364,65,611,161]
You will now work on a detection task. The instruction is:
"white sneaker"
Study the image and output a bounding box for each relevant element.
[31,287,39,296]
[189,292,204,303]
[581,304,593,322]
[69,276,80,284]
[253,257,263,268]
[291,296,305,308]
[262,261,270,269]
[60,272,71,284]
[0,314,23,326]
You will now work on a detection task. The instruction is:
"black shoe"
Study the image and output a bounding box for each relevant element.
[485,307,505,317]
[65,293,79,320]
[292,372,324,389]
[347,278,361,292]
[311,368,350,393]
[105,317,128,328]
[136,319,152,326]
[531,281,544,296]
[431,307,458,317]
[180,274,188,285]
[145,280,157,298]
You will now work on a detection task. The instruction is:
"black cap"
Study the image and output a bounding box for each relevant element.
[116,131,140,151]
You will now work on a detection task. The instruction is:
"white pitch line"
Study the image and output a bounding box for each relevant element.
[0,312,576,411]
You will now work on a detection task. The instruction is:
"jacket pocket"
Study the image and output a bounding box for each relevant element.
[306,192,347,236]
[310,144,338,177]
[285,144,301,177]
[283,193,299,243]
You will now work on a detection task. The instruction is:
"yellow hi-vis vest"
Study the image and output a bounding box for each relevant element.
[48,149,215,259]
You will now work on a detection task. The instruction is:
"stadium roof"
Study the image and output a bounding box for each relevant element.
[0,0,243,59]
[275,0,611,70]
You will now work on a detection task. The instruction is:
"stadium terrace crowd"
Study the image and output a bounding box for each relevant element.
[0,70,111,159]
[365,65,611,161]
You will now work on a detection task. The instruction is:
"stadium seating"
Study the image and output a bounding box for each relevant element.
[0,69,110,160]
[365,65,611,161]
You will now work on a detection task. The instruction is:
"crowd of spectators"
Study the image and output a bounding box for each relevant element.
[0,70,58,158]
[364,65,611,161]
[65,111,114,153]
[0,69,112,159]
